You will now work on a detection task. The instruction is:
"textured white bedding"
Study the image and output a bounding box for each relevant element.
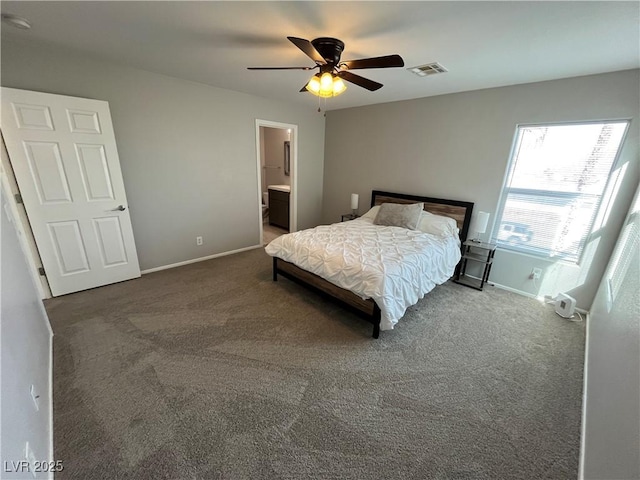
[264,217,461,330]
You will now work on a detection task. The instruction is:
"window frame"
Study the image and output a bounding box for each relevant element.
[492,119,631,264]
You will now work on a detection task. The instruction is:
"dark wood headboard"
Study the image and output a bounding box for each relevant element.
[371,190,474,243]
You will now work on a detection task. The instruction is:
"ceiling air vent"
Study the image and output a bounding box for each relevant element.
[409,62,448,77]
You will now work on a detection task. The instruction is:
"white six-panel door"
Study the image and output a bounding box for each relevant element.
[1,87,140,296]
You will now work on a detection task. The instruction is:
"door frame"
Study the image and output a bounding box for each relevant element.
[0,134,52,299]
[255,119,298,240]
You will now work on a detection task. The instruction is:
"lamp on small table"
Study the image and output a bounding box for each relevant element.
[470,211,490,243]
[350,193,359,218]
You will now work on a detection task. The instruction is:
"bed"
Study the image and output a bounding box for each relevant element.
[265,190,474,338]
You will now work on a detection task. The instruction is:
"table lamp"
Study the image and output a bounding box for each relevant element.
[351,193,359,217]
[471,211,490,242]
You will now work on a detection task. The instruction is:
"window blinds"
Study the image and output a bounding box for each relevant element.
[494,121,629,262]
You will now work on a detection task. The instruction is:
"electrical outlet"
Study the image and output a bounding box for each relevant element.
[196,236,203,246]
[530,268,542,280]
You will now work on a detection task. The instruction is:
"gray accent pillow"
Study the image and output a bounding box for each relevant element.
[373,202,424,230]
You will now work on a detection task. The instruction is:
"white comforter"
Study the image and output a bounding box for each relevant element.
[264,217,461,330]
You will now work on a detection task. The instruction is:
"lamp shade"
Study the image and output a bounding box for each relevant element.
[332,77,346,96]
[306,74,321,94]
[472,211,490,234]
[350,193,359,211]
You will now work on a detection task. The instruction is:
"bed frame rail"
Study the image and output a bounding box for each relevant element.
[273,257,382,338]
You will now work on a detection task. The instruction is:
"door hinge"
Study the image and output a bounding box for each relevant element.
[38,267,46,277]
[14,193,23,204]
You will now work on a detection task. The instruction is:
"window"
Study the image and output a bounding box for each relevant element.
[494,121,629,262]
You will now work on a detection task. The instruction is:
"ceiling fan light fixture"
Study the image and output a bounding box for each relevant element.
[332,77,346,96]
[305,72,347,98]
[305,74,321,94]
[320,72,333,90]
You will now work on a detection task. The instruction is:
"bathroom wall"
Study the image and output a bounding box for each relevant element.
[263,127,291,188]
[260,126,267,196]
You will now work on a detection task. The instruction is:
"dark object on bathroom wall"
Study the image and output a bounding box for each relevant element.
[284,141,290,176]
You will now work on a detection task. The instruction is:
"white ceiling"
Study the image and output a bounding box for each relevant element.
[2,1,638,111]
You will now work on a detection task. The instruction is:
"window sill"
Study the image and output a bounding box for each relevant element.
[494,246,580,267]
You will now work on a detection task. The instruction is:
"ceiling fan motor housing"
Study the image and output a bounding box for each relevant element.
[311,37,345,66]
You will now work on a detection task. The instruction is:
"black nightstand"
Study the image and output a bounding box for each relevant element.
[341,213,359,222]
[454,240,496,291]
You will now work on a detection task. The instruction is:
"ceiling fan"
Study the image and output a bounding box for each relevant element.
[248,36,404,97]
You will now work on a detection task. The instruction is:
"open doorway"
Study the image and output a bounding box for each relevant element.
[255,120,297,245]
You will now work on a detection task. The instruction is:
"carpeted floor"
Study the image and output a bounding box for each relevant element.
[45,248,585,479]
[263,222,288,245]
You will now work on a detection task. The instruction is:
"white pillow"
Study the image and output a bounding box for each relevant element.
[360,205,380,219]
[417,211,459,237]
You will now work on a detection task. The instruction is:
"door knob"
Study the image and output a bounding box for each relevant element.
[112,205,126,211]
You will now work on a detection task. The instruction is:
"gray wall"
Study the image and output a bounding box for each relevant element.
[582,185,639,480]
[1,38,325,271]
[323,70,639,309]
[1,186,52,479]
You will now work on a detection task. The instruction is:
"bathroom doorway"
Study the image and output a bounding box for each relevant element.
[255,119,298,245]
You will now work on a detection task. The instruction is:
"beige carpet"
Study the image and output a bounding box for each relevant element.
[263,222,288,245]
[45,248,585,479]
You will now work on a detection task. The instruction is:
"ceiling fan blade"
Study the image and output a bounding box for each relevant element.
[247,66,314,70]
[342,54,405,70]
[299,83,309,93]
[337,71,383,91]
[287,36,327,65]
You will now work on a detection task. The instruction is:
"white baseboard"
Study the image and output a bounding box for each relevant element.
[38,300,54,336]
[48,328,54,479]
[489,281,589,315]
[140,244,262,275]
[578,311,590,480]
[489,280,538,299]
[456,274,539,300]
